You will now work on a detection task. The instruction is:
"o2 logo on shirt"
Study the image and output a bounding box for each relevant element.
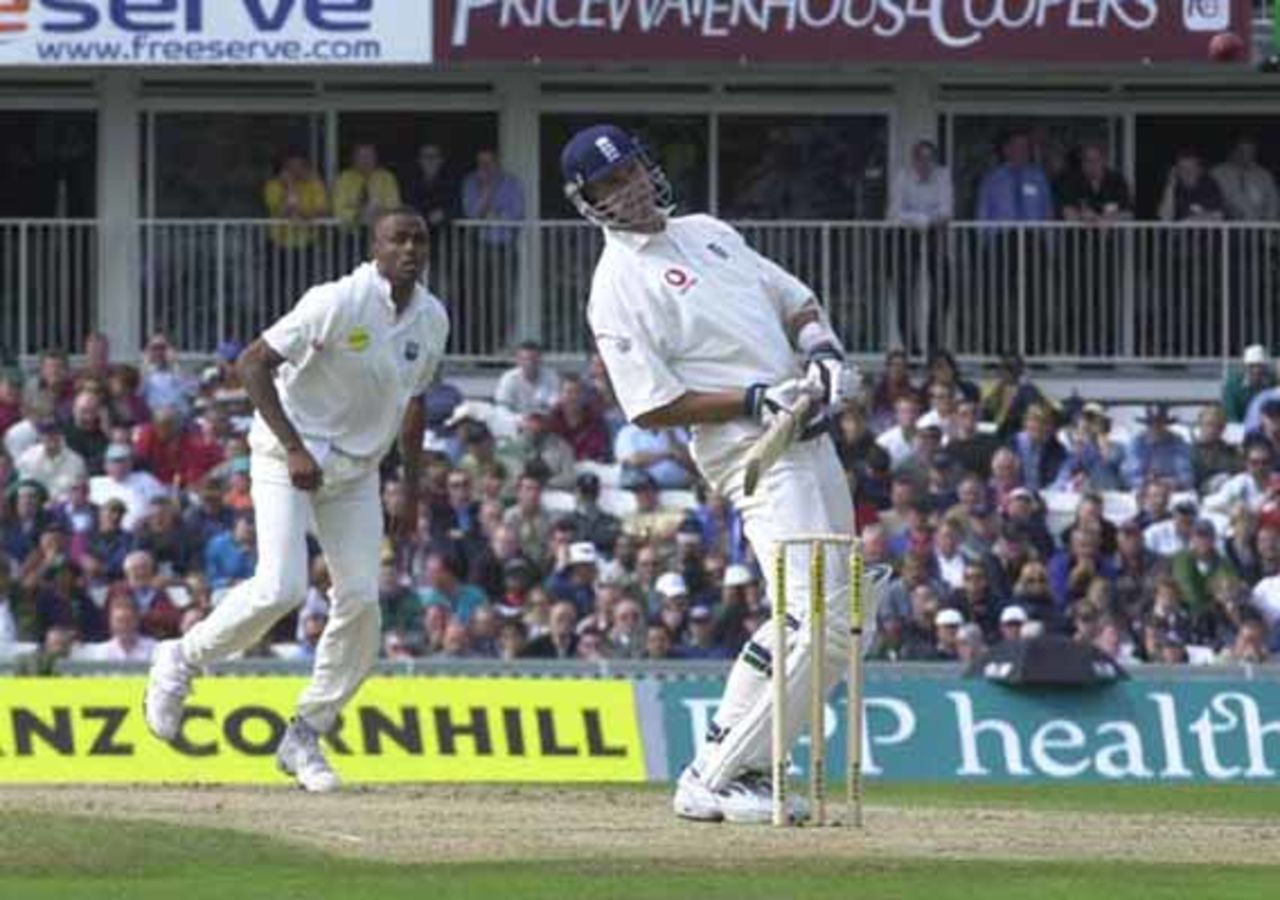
[663,267,698,294]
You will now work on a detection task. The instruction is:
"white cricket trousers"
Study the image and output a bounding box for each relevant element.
[180,448,383,733]
[697,435,855,790]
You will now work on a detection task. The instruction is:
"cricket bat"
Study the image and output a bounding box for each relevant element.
[742,394,815,497]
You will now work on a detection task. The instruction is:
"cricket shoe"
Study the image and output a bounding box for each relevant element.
[276,717,341,793]
[143,639,196,742]
[673,765,724,822]
[718,771,810,825]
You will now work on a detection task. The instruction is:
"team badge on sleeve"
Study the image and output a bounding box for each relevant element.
[405,341,421,361]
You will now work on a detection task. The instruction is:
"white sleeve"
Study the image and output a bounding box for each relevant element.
[718,218,813,317]
[261,285,341,366]
[588,278,685,423]
[414,309,450,396]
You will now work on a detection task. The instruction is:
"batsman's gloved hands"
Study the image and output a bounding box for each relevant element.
[804,344,854,409]
[744,377,828,438]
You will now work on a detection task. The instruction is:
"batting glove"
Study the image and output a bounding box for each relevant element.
[804,345,853,408]
[744,378,826,434]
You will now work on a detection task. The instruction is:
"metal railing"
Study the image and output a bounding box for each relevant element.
[0,219,98,363]
[3,218,1279,366]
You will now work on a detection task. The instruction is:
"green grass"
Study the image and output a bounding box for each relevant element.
[862,781,1280,818]
[3,809,1280,900]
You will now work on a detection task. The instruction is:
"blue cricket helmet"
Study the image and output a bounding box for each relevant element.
[560,123,674,229]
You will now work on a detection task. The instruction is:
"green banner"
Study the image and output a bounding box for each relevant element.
[658,674,1280,783]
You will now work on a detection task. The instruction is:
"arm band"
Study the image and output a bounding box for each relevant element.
[797,319,843,358]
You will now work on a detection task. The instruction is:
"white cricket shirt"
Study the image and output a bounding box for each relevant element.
[586,214,812,483]
[255,262,449,462]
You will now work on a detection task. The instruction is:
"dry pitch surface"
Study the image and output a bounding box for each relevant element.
[1,784,1277,867]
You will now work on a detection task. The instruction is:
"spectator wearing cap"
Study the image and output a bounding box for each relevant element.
[1053,402,1125,492]
[931,607,965,661]
[106,550,180,639]
[568,473,621,555]
[1047,525,1115,620]
[418,550,488,626]
[1008,403,1065,493]
[203,514,257,589]
[614,422,695,490]
[64,390,110,475]
[502,474,552,568]
[132,405,224,490]
[1204,439,1273,515]
[1111,518,1168,623]
[715,563,759,655]
[549,373,610,462]
[620,469,685,545]
[1171,519,1237,622]
[1145,498,1199,558]
[654,572,691,645]
[134,496,202,577]
[495,340,560,415]
[1191,403,1242,494]
[16,418,86,502]
[89,444,166,531]
[79,593,156,663]
[1223,345,1275,423]
[521,599,579,659]
[997,604,1027,644]
[500,408,576,491]
[546,541,599,616]
[682,604,730,660]
[1123,404,1194,492]
[140,334,197,418]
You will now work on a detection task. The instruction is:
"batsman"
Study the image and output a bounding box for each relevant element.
[563,125,861,824]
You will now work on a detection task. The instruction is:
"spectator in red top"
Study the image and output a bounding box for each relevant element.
[0,371,22,437]
[133,405,224,489]
[105,365,150,428]
[549,373,610,462]
[106,549,181,639]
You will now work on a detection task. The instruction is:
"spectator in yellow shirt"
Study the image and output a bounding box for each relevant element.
[333,143,401,227]
[262,152,329,249]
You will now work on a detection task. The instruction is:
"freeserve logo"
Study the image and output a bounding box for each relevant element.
[0,0,433,65]
[2,0,374,36]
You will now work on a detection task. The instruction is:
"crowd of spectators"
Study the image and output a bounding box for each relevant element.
[2,333,1279,672]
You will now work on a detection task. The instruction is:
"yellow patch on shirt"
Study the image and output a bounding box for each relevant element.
[347,326,371,352]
